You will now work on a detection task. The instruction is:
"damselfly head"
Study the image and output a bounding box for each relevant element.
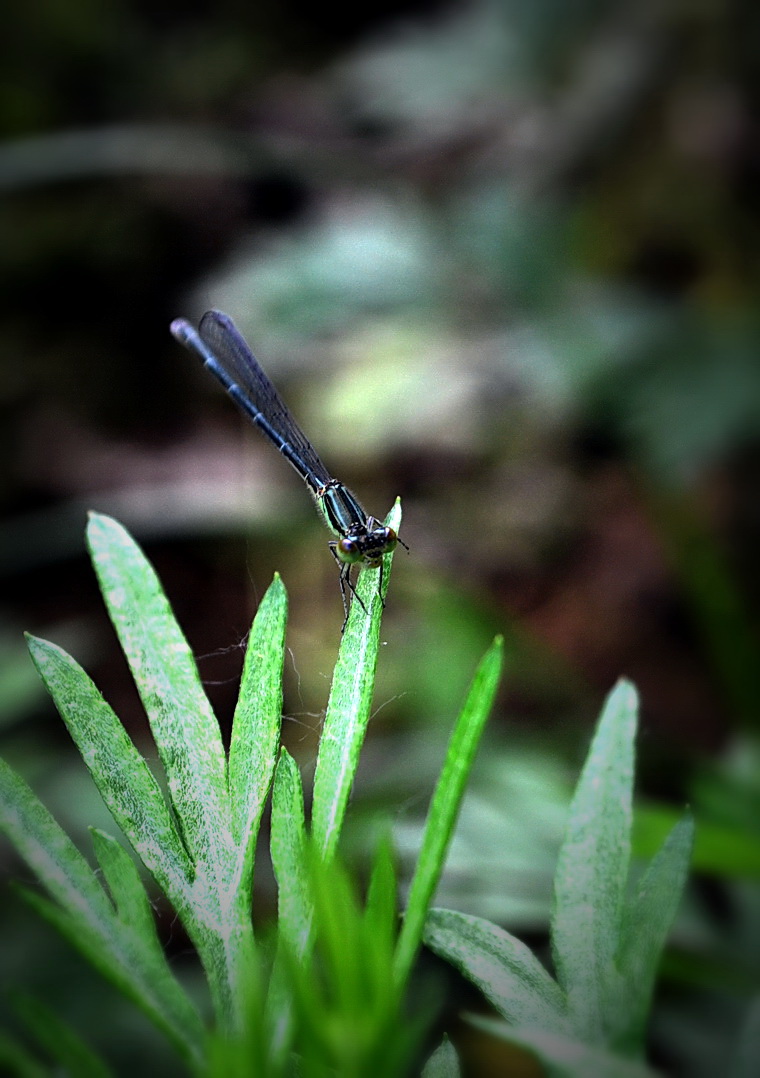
[335,523,400,568]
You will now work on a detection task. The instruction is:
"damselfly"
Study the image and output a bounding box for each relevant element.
[170,310,406,626]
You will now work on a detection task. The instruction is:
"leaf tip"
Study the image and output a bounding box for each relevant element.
[261,573,288,617]
[86,509,110,530]
[24,632,49,661]
[484,635,505,669]
[609,677,639,712]
[86,511,113,550]
[386,499,403,532]
[86,511,137,549]
[24,633,74,679]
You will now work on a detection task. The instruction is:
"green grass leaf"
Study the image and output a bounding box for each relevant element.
[364,835,398,971]
[83,513,267,1030]
[228,574,287,899]
[90,828,168,965]
[617,814,694,1047]
[421,1035,461,1078]
[551,678,636,1041]
[18,522,292,1040]
[270,749,310,958]
[311,500,402,861]
[0,759,204,1067]
[395,635,503,985]
[634,803,760,879]
[424,678,693,1074]
[0,753,118,924]
[22,632,240,1029]
[424,908,568,1030]
[278,844,424,1078]
[86,513,232,888]
[24,635,194,907]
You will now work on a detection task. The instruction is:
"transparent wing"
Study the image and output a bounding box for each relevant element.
[197,310,333,488]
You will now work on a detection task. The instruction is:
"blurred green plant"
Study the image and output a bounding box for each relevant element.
[1,508,748,1076]
[2,1,760,1068]
[424,681,695,1078]
[0,510,505,1074]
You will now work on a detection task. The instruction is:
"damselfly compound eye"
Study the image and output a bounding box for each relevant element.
[337,538,362,564]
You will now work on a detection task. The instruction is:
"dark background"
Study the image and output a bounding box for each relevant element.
[2,0,760,1073]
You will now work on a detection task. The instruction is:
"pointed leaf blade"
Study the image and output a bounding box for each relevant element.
[270,749,310,958]
[0,754,112,923]
[551,679,638,1039]
[422,1036,461,1078]
[24,635,194,907]
[311,501,402,861]
[424,908,567,1030]
[616,814,694,1046]
[395,636,503,986]
[91,828,167,961]
[86,512,232,881]
[228,574,287,890]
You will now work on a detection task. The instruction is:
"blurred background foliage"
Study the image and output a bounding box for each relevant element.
[2,0,760,1073]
